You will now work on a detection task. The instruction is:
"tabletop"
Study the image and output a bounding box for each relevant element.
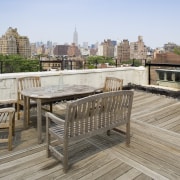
[21,84,97,99]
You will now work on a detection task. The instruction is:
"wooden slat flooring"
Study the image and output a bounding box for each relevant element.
[0,90,180,179]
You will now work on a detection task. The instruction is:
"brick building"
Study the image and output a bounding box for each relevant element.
[53,45,69,56]
[152,52,180,64]
[67,43,81,57]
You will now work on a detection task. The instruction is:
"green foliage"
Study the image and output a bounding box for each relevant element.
[86,56,115,68]
[0,54,39,73]
[121,59,142,67]
[174,47,180,55]
[121,59,133,65]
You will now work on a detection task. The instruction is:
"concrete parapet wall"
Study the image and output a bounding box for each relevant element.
[0,67,148,101]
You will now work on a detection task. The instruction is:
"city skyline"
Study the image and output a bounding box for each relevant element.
[1,0,180,49]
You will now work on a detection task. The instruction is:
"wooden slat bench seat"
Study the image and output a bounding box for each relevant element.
[46,90,134,172]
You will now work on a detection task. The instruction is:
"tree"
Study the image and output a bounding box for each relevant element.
[86,56,115,68]
[0,54,39,73]
[174,47,180,55]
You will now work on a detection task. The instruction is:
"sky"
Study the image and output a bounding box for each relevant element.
[0,0,180,49]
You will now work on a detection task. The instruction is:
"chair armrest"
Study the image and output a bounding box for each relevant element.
[46,112,65,125]
[0,100,17,104]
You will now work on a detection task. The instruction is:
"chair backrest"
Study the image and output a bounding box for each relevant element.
[65,90,133,139]
[17,76,41,101]
[0,107,15,129]
[103,77,123,92]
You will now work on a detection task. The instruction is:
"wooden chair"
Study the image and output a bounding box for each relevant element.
[103,77,123,92]
[17,76,52,124]
[0,107,15,150]
[96,77,123,93]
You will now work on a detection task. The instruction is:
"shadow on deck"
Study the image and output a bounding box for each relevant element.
[0,90,180,179]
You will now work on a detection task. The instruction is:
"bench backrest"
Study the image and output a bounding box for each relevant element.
[65,90,134,140]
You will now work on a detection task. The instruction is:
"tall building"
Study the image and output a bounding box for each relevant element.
[0,27,31,58]
[46,41,53,48]
[130,36,147,60]
[83,42,88,49]
[73,27,78,46]
[103,39,115,58]
[117,39,130,62]
[97,39,115,57]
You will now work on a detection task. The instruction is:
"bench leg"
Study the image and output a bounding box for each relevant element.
[63,142,68,173]
[46,117,51,158]
[126,122,130,146]
[107,130,111,136]
[46,134,51,158]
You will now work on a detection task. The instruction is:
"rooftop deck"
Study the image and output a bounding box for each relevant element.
[0,90,180,180]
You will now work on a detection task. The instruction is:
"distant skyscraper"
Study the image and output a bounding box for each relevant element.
[73,27,78,46]
[83,42,88,49]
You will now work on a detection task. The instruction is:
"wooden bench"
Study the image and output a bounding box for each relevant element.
[46,90,134,172]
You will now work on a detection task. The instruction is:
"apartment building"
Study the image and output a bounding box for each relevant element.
[130,36,147,60]
[117,39,130,62]
[97,39,115,58]
[0,27,31,58]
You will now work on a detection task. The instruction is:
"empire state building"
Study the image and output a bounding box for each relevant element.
[73,27,78,46]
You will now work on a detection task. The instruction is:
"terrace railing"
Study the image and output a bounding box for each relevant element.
[0,59,146,74]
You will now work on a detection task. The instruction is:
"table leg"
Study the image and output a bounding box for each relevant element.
[23,96,28,129]
[37,98,42,144]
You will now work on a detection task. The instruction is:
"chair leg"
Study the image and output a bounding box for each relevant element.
[27,98,30,125]
[12,115,15,136]
[50,103,52,112]
[8,126,12,151]
[17,103,20,120]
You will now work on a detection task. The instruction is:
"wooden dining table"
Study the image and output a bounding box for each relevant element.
[21,84,97,144]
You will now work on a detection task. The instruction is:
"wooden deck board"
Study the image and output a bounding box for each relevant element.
[0,90,180,179]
